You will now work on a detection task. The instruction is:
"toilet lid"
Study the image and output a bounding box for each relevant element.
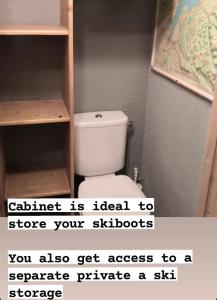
[79,175,145,198]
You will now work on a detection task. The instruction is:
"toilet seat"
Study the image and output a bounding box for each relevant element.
[79,174,145,198]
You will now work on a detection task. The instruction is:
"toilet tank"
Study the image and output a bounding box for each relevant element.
[74,111,128,177]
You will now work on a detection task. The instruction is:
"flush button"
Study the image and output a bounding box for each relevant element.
[95,114,103,118]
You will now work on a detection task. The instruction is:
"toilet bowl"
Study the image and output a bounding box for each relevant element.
[74,111,146,200]
[79,174,144,198]
[79,175,147,216]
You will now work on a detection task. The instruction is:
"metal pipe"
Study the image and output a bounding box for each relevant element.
[124,120,135,176]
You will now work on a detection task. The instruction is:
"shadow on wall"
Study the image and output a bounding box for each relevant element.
[156,0,175,47]
[0,37,63,100]
[74,0,156,64]
[75,0,155,34]
[74,0,157,111]
[158,0,174,26]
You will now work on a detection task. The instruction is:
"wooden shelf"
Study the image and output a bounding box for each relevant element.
[0,99,70,126]
[0,24,69,36]
[5,165,70,198]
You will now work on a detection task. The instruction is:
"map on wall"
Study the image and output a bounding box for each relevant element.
[152,0,217,101]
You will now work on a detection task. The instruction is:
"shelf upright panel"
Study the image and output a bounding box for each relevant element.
[60,0,74,196]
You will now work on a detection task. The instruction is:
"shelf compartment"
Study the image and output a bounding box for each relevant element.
[5,165,70,198]
[0,99,70,126]
[0,24,69,36]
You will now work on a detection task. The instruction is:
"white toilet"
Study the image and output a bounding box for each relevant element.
[74,111,145,198]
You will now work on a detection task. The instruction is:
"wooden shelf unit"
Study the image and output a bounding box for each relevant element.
[0,0,74,217]
[0,24,69,36]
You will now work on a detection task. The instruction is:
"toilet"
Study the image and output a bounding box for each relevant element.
[74,111,146,198]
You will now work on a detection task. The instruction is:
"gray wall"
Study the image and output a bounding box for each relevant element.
[143,73,212,216]
[74,0,156,176]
